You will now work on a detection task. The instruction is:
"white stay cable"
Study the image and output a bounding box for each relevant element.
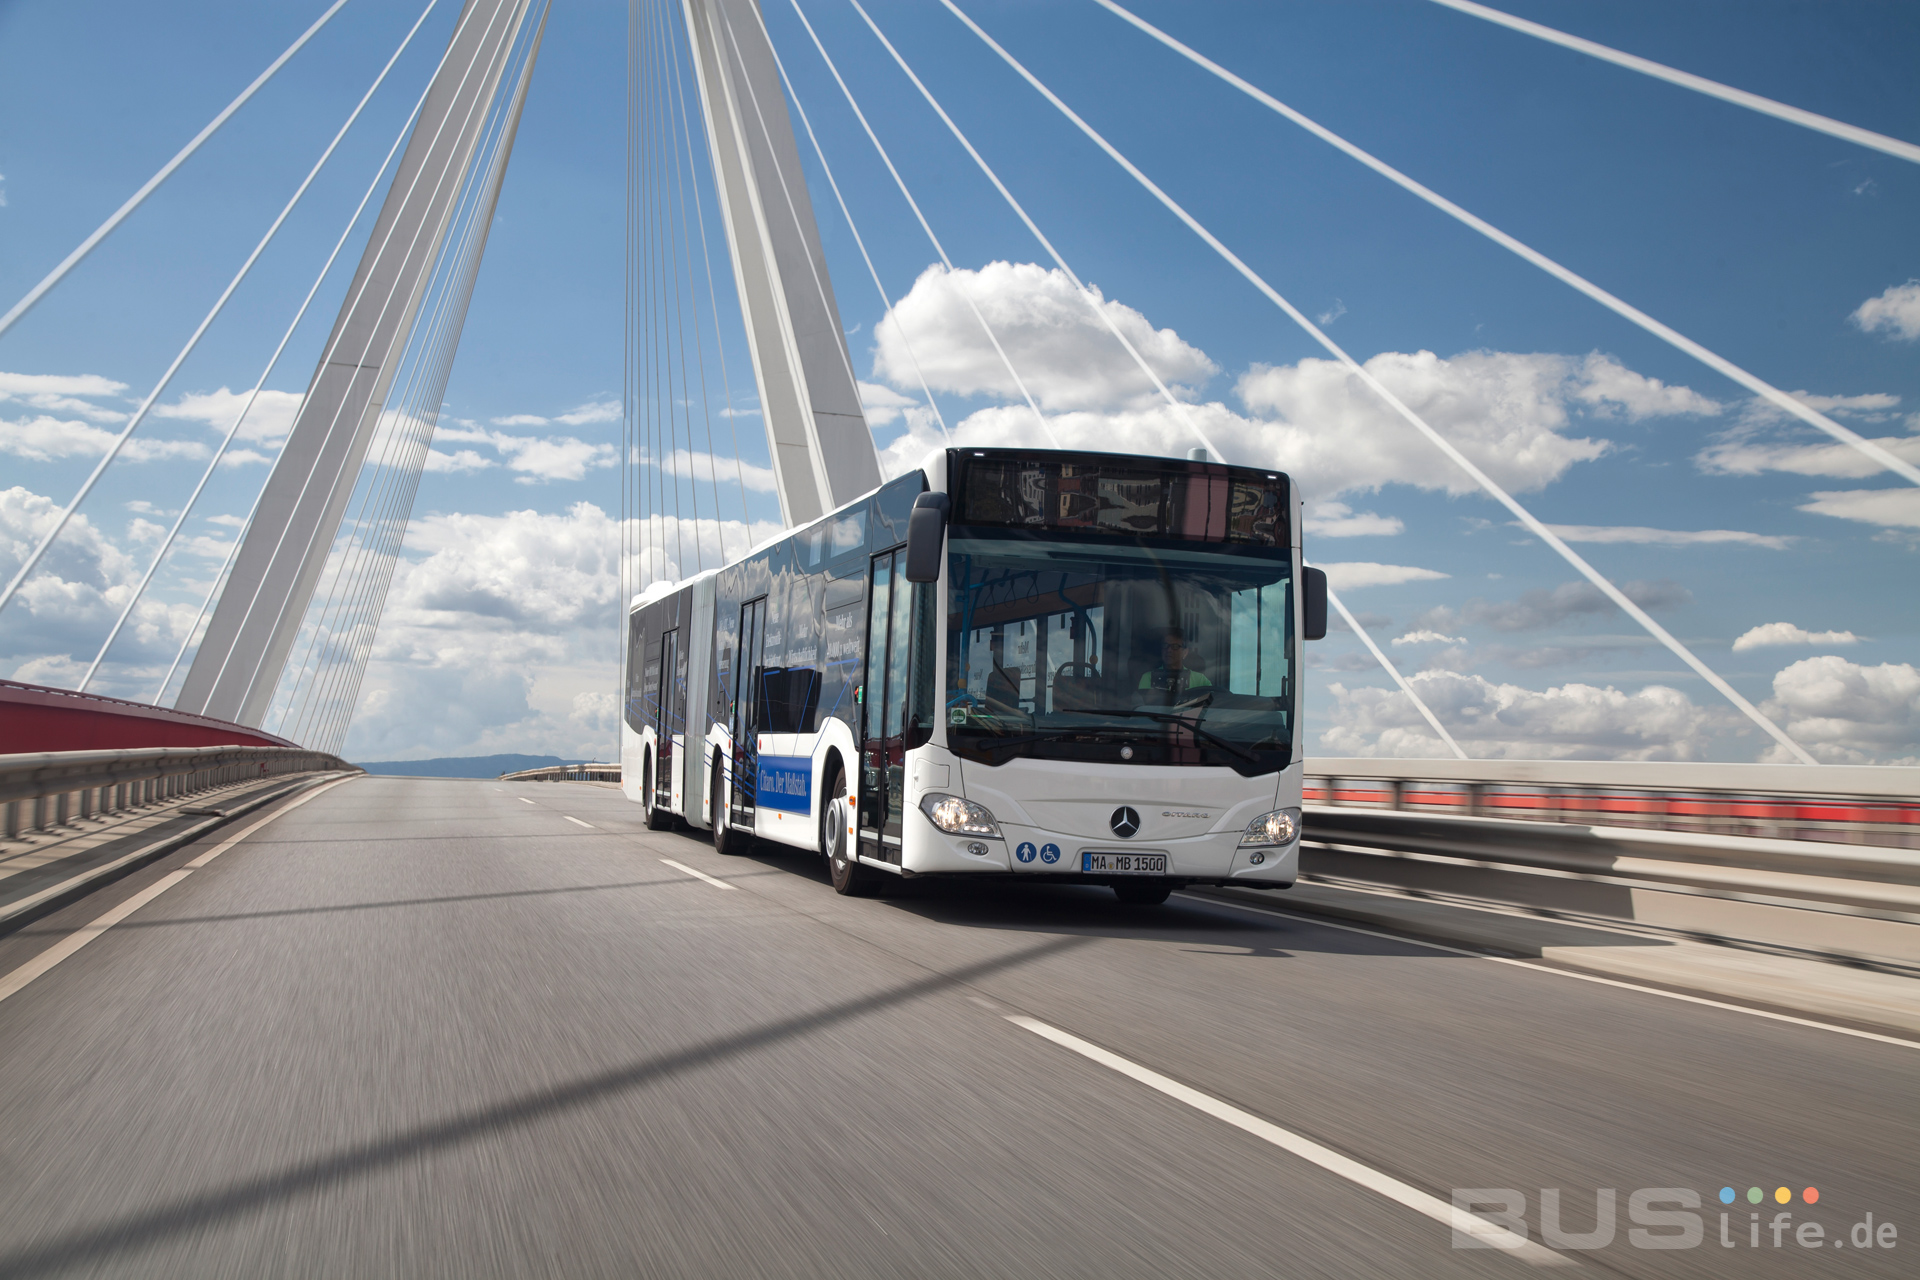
[0,0,355,342]
[927,0,1455,751]
[0,8,424,624]
[863,0,1212,459]
[1092,0,1920,491]
[763,23,949,444]
[948,0,1818,765]
[1429,0,1920,166]
[784,0,1056,445]
[79,0,444,692]
[149,18,457,708]
[1322,578,1467,760]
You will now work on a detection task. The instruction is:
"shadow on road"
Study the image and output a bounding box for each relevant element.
[0,933,1091,1278]
[662,824,1452,958]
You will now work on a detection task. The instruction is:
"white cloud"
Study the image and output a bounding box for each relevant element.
[644,447,778,494]
[1416,579,1691,633]
[0,415,206,463]
[1797,488,1920,531]
[1731,622,1860,651]
[1851,280,1920,341]
[863,275,1714,503]
[339,504,782,761]
[1542,523,1793,549]
[1304,502,1403,538]
[1694,389,1917,491]
[484,399,619,430]
[1318,561,1449,590]
[0,486,189,676]
[873,262,1218,412]
[0,370,129,425]
[1696,428,1920,481]
[1316,299,1346,327]
[1235,349,1706,498]
[153,386,303,445]
[1565,355,1723,418]
[556,399,620,426]
[424,448,496,474]
[859,381,920,429]
[1390,629,1464,646]
[1761,655,1920,764]
[432,421,617,482]
[1321,671,1736,760]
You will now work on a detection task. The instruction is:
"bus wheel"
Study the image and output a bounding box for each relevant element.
[712,760,746,856]
[824,768,875,896]
[1112,881,1171,906]
[644,754,668,830]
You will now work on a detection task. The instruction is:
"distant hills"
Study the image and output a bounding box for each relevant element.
[355,753,573,778]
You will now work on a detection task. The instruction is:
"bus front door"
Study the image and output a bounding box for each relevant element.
[730,598,765,827]
[860,549,914,863]
[655,628,678,810]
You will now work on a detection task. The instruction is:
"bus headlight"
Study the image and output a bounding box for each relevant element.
[920,793,1002,838]
[1240,808,1300,847]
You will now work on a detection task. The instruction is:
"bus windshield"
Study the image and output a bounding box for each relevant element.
[945,529,1294,774]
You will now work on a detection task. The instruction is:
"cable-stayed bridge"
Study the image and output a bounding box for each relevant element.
[0,2,1916,1274]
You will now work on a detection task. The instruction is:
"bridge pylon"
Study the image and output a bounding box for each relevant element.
[176,0,544,727]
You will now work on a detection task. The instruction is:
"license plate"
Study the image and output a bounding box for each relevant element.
[1082,852,1167,875]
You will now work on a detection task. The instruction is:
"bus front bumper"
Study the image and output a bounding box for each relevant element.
[902,820,1298,888]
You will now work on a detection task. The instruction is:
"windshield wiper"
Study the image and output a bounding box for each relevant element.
[1125,710,1266,768]
[981,708,1267,768]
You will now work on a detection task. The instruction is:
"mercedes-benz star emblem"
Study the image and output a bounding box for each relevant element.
[1110,806,1141,838]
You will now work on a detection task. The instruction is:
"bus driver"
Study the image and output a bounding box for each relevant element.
[1139,627,1212,703]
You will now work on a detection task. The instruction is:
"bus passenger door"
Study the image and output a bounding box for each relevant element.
[730,599,765,827]
[860,549,913,862]
[655,628,679,810]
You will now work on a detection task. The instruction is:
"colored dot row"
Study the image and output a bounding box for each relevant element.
[1720,1187,1818,1205]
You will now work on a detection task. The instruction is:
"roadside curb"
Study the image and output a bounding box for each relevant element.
[1190,880,1920,1040]
[0,771,352,936]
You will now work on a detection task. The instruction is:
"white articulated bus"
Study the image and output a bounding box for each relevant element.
[622,447,1327,903]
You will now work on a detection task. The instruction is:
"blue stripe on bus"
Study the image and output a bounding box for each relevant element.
[755,755,812,813]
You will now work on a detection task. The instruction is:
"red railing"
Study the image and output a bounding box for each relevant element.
[0,679,298,754]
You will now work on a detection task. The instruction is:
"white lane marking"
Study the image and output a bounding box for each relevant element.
[1007,1015,1571,1267]
[518,797,536,805]
[659,858,735,891]
[564,816,594,829]
[1,775,358,1005]
[185,775,356,868]
[1180,892,1920,1052]
[0,870,193,1004]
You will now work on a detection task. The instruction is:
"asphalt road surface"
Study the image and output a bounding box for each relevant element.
[0,776,1912,1278]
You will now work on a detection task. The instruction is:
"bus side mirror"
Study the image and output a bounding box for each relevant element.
[1303,566,1328,641]
[905,492,950,583]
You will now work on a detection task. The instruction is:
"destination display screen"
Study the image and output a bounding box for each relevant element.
[953,452,1288,547]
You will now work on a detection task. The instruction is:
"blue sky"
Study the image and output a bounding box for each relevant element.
[1,0,1916,763]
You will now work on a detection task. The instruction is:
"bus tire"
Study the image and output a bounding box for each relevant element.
[643,753,669,830]
[1112,881,1171,906]
[712,758,747,856]
[824,766,876,896]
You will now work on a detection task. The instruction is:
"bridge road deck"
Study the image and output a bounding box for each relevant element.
[0,776,1911,1278]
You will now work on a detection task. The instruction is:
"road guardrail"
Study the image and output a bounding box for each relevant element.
[1,745,354,838]
[499,763,621,783]
[1300,759,1920,969]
